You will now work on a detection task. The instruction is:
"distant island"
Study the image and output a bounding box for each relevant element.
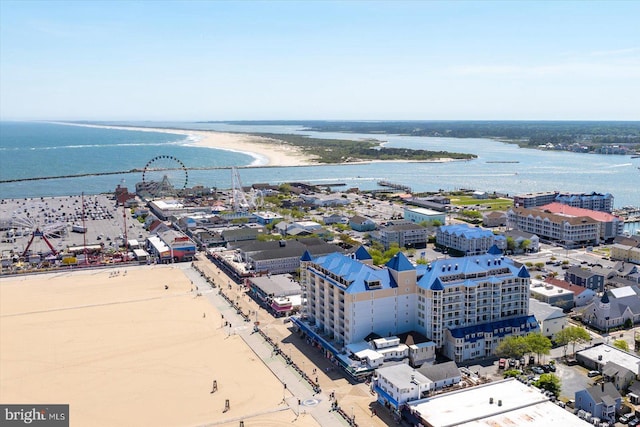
[247,132,476,163]
[207,120,640,155]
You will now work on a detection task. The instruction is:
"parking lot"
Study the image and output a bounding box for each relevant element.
[0,195,149,257]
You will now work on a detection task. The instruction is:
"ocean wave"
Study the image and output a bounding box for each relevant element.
[8,141,185,151]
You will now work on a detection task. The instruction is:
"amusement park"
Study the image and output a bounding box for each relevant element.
[0,155,248,273]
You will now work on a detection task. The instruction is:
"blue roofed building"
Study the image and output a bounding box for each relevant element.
[436,224,496,256]
[296,244,537,367]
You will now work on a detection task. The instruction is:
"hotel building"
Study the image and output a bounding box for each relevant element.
[298,245,538,364]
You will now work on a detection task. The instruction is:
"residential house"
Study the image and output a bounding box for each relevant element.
[574,382,621,424]
[528,298,568,340]
[349,215,376,232]
[323,213,348,225]
[482,211,507,228]
[374,364,432,410]
[502,229,540,253]
[602,361,635,391]
[565,266,605,292]
[416,361,462,391]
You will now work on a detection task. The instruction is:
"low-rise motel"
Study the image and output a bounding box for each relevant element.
[292,245,538,380]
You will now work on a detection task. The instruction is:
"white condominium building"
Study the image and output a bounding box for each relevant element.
[299,245,538,363]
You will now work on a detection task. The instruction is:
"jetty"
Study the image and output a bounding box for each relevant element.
[377,180,411,192]
[486,161,520,163]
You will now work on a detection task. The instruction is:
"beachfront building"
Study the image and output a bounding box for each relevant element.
[435,224,495,256]
[507,206,600,247]
[370,220,428,250]
[247,274,302,317]
[296,245,537,366]
[403,207,446,225]
[407,378,591,427]
[146,229,196,262]
[230,238,342,275]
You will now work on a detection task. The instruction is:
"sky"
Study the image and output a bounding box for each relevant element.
[1,1,639,121]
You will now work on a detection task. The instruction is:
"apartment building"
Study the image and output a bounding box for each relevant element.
[436,224,495,255]
[513,191,614,213]
[298,245,537,364]
[540,203,623,243]
[370,220,428,250]
[507,207,600,247]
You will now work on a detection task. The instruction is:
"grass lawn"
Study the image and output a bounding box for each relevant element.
[450,196,514,210]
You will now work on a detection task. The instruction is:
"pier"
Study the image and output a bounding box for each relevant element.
[377,180,411,192]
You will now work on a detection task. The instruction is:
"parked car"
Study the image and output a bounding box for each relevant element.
[587,370,600,377]
[619,414,633,424]
[628,417,640,427]
[531,366,545,374]
[547,363,556,372]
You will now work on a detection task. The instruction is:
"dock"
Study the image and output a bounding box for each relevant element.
[377,180,412,192]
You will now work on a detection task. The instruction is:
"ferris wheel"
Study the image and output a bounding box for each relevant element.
[11,214,66,257]
[141,155,189,197]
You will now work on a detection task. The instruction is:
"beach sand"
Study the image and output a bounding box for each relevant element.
[52,122,316,167]
[0,266,319,427]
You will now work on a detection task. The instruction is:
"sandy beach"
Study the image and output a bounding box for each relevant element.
[0,266,320,427]
[52,122,316,167]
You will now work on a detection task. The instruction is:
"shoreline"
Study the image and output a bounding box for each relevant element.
[50,121,466,167]
[49,122,317,167]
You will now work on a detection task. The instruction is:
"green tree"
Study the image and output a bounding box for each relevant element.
[613,339,630,352]
[534,373,561,396]
[520,239,531,252]
[525,333,552,364]
[506,237,516,253]
[495,335,530,359]
[503,369,521,378]
[278,183,291,194]
[555,326,591,357]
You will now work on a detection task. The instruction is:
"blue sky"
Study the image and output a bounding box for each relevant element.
[1,1,638,121]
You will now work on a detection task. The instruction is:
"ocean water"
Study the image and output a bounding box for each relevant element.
[1,121,639,212]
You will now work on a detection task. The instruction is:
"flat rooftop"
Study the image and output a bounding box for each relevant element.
[578,344,640,375]
[405,207,444,216]
[530,281,574,298]
[410,379,590,427]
